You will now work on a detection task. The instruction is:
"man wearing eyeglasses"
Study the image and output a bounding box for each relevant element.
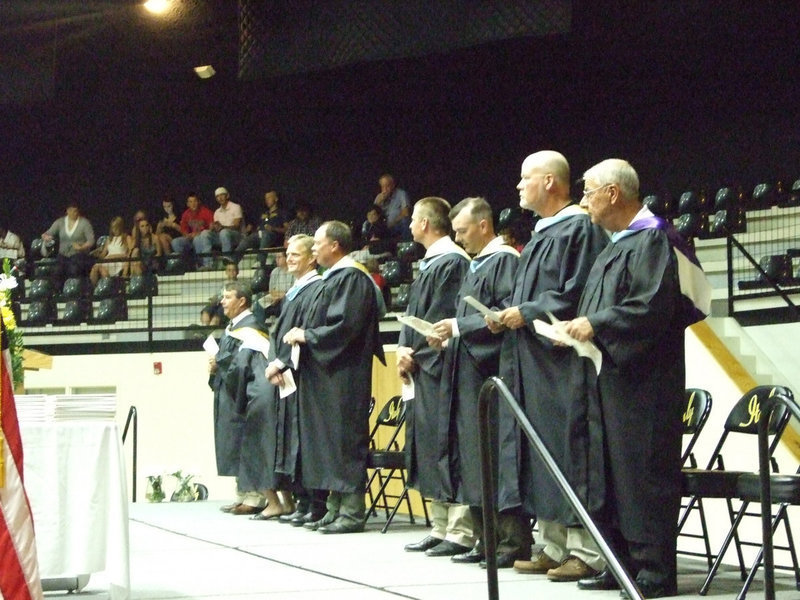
[564,158,709,598]
[489,151,609,583]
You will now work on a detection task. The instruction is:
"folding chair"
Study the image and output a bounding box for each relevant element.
[702,387,799,598]
[676,388,714,567]
[678,385,794,596]
[365,395,430,533]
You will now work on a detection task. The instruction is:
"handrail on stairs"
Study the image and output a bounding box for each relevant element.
[121,406,138,502]
[478,376,642,600]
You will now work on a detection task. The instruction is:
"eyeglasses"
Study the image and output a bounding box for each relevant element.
[582,184,611,198]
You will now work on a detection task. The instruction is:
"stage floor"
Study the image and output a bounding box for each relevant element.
[45,500,800,600]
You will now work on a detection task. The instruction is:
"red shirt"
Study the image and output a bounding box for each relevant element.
[180,206,214,235]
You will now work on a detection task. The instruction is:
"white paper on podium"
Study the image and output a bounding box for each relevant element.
[533,312,603,375]
[401,379,415,401]
[203,334,219,356]
[279,369,297,398]
[462,295,501,323]
[397,315,440,339]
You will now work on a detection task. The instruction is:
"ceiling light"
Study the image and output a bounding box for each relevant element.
[143,0,171,15]
[194,65,216,79]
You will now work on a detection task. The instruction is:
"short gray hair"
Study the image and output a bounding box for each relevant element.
[449,196,493,225]
[583,159,639,201]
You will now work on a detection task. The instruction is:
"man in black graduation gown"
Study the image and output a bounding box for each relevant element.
[428,196,529,568]
[282,221,385,534]
[565,158,709,598]
[397,197,475,557]
[264,234,326,523]
[490,151,610,581]
[208,281,270,515]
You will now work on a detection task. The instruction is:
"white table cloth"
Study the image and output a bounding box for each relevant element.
[20,420,130,600]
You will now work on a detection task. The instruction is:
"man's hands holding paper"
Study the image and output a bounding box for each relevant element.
[563,316,594,342]
[396,346,416,383]
[283,327,306,345]
[265,363,285,387]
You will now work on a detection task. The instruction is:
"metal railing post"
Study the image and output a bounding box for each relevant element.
[121,406,138,502]
[757,392,800,600]
[478,376,642,599]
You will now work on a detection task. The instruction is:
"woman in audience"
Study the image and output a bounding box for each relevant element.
[130,217,162,275]
[89,216,132,285]
[41,202,95,277]
[155,196,183,255]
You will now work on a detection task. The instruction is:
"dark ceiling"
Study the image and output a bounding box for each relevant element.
[0,0,237,105]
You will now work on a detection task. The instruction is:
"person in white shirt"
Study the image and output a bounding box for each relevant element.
[0,223,25,260]
[194,187,244,269]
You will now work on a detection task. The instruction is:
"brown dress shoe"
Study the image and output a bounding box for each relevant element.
[514,551,561,574]
[546,556,599,582]
[229,504,263,516]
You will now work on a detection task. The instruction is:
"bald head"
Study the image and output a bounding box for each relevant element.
[521,151,570,186]
[517,150,572,217]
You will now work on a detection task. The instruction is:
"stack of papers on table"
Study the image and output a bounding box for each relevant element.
[16,394,117,422]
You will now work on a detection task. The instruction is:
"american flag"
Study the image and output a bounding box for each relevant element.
[0,315,42,600]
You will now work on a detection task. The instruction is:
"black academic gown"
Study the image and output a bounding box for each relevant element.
[296,265,385,493]
[579,228,685,551]
[210,313,267,476]
[496,214,608,524]
[442,249,518,506]
[270,277,324,481]
[230,345,279,491]
[399,250,469,500]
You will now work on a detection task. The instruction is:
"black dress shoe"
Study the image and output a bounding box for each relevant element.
[578,570,620,591]
[318,517,365,534]
[451,547,485,564]
[480,551,529,569]
[425,540,471,557]
[620,578,677,599]
[290,511,315,527]
[303,512,336,531]
[279,509,307,524]
[404,535,443,553]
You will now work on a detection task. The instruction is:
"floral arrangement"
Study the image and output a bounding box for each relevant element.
[145,474,165,502]
[170,469,196,502]
[0,259,23,389]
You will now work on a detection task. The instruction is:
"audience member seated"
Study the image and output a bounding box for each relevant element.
[0,222,25,260]
[234,190,289,262]
[171,193,214,268]
[130,217,162,275]
[361,204,391,253]
[284,203,322,239]
[365,257,390,308]
[373,173,411,240]
[89,216,132,286]
[194,187,243,270]
[130,210,147,237]
[41,202,95,277]
[155,196,183,255]
[200,260,239,327]
[257,250,292,319]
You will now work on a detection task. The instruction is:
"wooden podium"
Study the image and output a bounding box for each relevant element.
[18,348,52,393]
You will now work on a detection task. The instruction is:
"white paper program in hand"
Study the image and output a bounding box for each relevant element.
[533,312,603,375]
[462,295,501,323]
[397,315,440,339]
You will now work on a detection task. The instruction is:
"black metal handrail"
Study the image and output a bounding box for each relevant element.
[121,405,138,502]
[757,391,800,600]
[478,376,642,600]
[727,236,799,319]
